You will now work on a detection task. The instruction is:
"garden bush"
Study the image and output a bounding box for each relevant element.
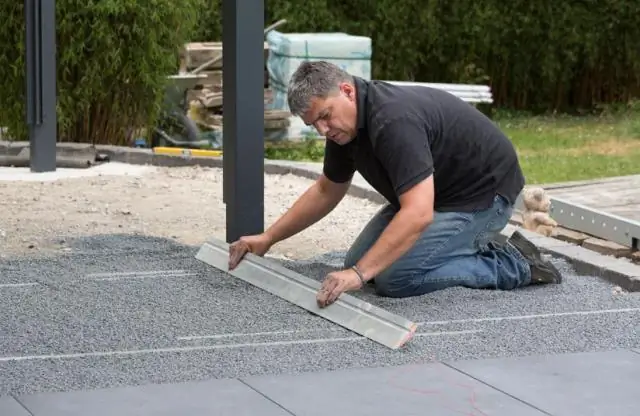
[1,0,638,145]
[197,0,640,112]
[0,0,204,143]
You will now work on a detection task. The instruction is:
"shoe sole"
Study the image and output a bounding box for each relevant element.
[531,260,563,284]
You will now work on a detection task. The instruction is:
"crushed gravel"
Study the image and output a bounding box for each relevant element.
[0,165,382,260]
[1,234,639,396]
[1,164,638,396]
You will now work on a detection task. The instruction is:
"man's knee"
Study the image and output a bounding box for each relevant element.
[372,269,417,298]
[372,265,468,298]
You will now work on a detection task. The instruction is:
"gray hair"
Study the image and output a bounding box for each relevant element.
[287,61,353,116]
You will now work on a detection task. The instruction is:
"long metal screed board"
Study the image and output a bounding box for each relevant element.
[195,238,418,350]
[515,194,640,249]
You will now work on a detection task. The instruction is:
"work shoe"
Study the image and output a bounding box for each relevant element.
[508,230,563,284]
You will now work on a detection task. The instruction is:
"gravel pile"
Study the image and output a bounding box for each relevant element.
[0,165,382,260]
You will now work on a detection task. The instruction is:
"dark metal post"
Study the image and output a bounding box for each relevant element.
[25,0,57,172]
[222,0,265,243]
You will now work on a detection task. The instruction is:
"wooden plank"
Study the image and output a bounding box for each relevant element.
[547,178,640,196]
[548,195,640,210]
[548,181,640,211]
[180,42,270,71]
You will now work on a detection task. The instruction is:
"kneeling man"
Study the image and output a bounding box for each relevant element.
[228,61,562,308]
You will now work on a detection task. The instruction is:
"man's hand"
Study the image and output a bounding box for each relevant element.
[228,233,273,269]
[316,268,363,308]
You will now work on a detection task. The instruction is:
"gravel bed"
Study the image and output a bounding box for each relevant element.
[1,164,638,396]
[0,165,382,260]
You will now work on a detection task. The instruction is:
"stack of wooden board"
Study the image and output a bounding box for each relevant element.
[179,42,290,140]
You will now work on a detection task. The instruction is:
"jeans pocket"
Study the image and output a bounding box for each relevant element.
[474,195,513,249]
[488,195,512,232]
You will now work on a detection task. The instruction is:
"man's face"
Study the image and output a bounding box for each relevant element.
[300,82,358,145]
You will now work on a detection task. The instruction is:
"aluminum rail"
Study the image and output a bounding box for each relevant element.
[515,194,640,250]
[195,238,418,350]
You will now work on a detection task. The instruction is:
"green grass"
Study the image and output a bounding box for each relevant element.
[264,139,325,162]
[264,103,640,185]
[495,104,640,183]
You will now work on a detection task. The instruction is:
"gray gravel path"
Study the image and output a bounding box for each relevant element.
[1,234,639,396]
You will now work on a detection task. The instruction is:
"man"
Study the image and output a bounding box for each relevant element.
[228,61,562,308]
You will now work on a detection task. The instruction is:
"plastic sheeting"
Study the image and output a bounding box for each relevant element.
[265,30,372,139]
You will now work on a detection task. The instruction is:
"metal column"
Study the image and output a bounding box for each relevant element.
[222,0,265,243]
[25,0,57,172]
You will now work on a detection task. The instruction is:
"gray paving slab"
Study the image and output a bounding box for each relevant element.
[16,378,290,416]
[1,234,639,398]
[243,362,547,416]
[0,396,31,416]
[447,349,640,416]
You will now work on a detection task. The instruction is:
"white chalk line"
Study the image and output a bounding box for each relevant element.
[0,282,39,289]
[86,270,191,278]
[178,329,311,341]
[0,271,196,288]
[417,307,640,326]
[0,330,482,363]
[92,273,197,282]
[177,308,640,342]
[8,307,638,362]
[85,269,197,281]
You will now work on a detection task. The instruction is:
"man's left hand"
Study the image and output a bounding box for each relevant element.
[316,268,363,308]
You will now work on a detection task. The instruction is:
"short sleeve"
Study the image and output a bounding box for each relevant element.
[322,138,356,183]
[373,115,434,196]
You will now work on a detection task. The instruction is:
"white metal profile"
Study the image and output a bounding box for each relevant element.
[515,194,640,249]
[195,238,418,350]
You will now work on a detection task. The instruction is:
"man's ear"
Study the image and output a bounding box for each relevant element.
[340,82,356,101]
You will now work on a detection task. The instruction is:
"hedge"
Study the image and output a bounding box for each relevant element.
[0,0,203,143]
[1,0,638,143]
[195,0,640,112]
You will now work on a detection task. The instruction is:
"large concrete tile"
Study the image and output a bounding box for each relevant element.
[17,378,290,416]
[0,396,31,416]
[243,362,547,416]
[447,349,640,416]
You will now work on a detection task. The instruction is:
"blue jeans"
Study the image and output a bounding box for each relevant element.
[344,194,532,298]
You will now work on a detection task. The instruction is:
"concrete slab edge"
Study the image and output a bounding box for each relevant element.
[3,142,638,291]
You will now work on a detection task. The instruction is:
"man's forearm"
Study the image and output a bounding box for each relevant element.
[355,208,431,281]
[265,178,347,245]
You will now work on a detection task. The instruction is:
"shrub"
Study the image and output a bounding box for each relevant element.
[197,0,640,112]
[0,0,204,144]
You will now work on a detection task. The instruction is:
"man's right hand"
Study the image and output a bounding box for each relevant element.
[228,233,273,270]
[226,175,350,271]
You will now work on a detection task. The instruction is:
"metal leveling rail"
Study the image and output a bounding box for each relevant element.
[516,194,640,249]
[195,238,418,349]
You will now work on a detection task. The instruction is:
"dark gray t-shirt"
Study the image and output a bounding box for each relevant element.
[323,77,525,212]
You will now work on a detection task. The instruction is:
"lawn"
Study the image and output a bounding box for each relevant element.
[264,104,640,185]
[495,106,640,184]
